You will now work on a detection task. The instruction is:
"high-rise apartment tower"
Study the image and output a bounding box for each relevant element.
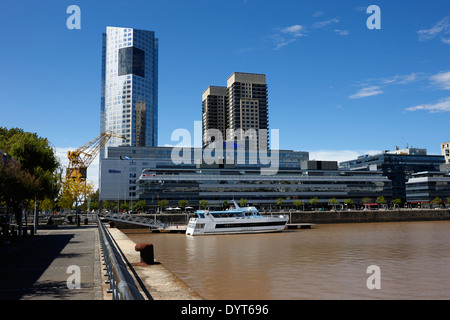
[202,72,269,149]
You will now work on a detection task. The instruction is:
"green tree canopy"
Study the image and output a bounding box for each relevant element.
[376,196,386,204]
[0,160,40,220]
[276,198,283,206]
[361,197,372,204]
[293,200,303,208]
[199,199,209,209]
[0,127,60,201]
[344,199,354,206]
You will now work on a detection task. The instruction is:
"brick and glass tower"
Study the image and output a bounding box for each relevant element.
[202,72,269,149]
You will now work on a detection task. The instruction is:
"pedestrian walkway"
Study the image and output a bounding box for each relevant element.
[0,225,103,300]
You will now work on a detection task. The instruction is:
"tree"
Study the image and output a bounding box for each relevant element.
[392,198,402,208]
[240,198,247,207]
[276,198,283,209]
[157,200,169,213]
[362,197,372,204]
[376,196,386,204]
[344,199,354,210]
[178,200,189,212]
[87,189,99,212]
[376,196,387,209]
[0,159,41,227]
[432,197,443,207]
[58,172,95,214]
[199,199,209,209]
[40,197,56,212]
[0,127,61,235]
[103,200,116,212]
[135,200,147,213]
[0,127,60,201]
[329,198,339,210]
[293,200,303,211]
[120,202,130,212]
[310,197,319,210]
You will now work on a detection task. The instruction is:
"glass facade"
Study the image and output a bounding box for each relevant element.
[99,146,309,201]
[340,152,445,201]
[138,167,392,209]
[100,27,158,158]
[406,171,450,203]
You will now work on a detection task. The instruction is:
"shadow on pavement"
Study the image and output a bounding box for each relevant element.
[0,233,74,300]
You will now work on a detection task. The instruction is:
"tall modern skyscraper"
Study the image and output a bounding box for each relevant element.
[100,26,158,158]
[202,72,269,149]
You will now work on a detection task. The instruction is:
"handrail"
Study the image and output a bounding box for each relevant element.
[96,215,144,300]
[104,212,166,229]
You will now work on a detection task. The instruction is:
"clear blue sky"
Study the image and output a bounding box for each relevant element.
[1,0,449,170]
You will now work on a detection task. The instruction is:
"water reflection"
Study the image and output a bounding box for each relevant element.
[124,221,450,300]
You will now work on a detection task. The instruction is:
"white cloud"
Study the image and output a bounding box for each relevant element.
[313,17,339,29]
[312,10,324,18]
[349,72,423,99]
[349,86,383,99]
[418,16,450,44]
[270,16,342,50]
[271,25,306,50]
[281,24,304,35]
[334,29,349,36]
[384,72,422,85]
[430,70,450,90]
[55,147,99,190]
[405,96,450,113]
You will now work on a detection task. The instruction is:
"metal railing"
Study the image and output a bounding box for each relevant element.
[104,212,166,229]
[96,215,144,300]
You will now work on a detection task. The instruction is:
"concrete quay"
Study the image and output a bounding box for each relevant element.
[0,221,203,300]
[106,225,203,300]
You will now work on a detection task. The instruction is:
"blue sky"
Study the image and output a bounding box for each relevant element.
[1,0,450,186]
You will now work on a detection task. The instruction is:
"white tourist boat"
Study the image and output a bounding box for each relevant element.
[186,201,289,236]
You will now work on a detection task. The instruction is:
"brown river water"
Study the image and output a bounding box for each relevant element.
[123,221,450,300]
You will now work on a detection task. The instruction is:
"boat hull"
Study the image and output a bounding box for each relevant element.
[186,215,289,236]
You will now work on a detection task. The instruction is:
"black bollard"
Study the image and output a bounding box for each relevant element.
[135,243,154,265]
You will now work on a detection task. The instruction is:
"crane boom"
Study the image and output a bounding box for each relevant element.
[66,130,126,180]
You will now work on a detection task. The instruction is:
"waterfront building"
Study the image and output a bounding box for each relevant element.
[99,145,309,202]
[405,171,450,205]
[137,160,392,210]
[202,72,269,149]
[441,142,450,164]
[202,86,227,147]
[100,26,158,157]
[339,147,445,201]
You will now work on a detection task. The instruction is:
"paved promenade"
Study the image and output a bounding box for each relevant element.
[0,225,103,300]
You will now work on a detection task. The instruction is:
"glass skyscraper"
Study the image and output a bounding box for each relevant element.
[100,26,158,158]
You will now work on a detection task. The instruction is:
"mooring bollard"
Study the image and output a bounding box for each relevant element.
[135,243,154,265]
